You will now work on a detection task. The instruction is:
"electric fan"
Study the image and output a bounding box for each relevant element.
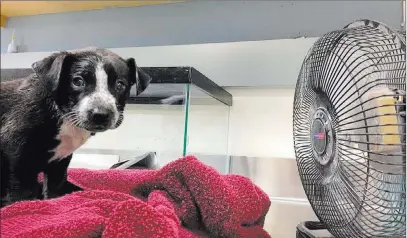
[293,19,406,238]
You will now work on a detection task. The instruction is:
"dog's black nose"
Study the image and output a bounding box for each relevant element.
[89,109,111,126]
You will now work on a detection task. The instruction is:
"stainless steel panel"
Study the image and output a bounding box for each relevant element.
[157,153,230,174]
[74,149,230,173]
[264,201,318,238]
[193,154,230,174]
[230,156,307,199]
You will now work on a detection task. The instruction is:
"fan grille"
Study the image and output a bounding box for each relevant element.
[293,20,406,238]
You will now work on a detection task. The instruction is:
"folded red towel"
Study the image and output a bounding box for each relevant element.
[1,155,271,238]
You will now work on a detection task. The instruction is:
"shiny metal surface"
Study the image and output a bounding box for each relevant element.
[157,153,230,174]
[230,156,320,237]
[230,156,307,199]
[264,201,318,238]
[74,149,231,173]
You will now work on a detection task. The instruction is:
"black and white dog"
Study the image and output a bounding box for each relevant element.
[0,47,151,207]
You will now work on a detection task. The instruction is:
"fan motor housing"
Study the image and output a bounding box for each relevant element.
[311,108,334,166]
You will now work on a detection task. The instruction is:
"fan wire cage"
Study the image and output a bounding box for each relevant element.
[293,20,406,238]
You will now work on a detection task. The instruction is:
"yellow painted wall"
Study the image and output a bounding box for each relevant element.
[0,15,6,27]
[1,1,181,17]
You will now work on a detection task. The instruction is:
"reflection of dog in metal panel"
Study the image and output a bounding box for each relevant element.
[0,47,151,207]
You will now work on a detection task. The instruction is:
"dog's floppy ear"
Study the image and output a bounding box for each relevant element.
[31,51,73,91]
[126,58,151,95]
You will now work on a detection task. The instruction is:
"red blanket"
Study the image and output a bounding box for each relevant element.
[1,156,271,238]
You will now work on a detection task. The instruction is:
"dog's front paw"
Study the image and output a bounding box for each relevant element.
[2,188,40,207]
[44,181,83,199]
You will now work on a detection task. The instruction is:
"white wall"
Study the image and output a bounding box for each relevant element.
[227,87,295,158]
[1,38,317,87]
[78,87,295,158]
[82,103,230,155]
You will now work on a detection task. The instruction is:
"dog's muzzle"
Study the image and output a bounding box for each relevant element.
[86,107,115,131]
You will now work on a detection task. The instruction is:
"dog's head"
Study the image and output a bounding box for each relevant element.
[31,47,151,132]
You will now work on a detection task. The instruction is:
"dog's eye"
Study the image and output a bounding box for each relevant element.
[72,77,85,88]
[115,80,126,92]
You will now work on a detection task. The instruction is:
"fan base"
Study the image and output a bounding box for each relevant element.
[296,221,334,238]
